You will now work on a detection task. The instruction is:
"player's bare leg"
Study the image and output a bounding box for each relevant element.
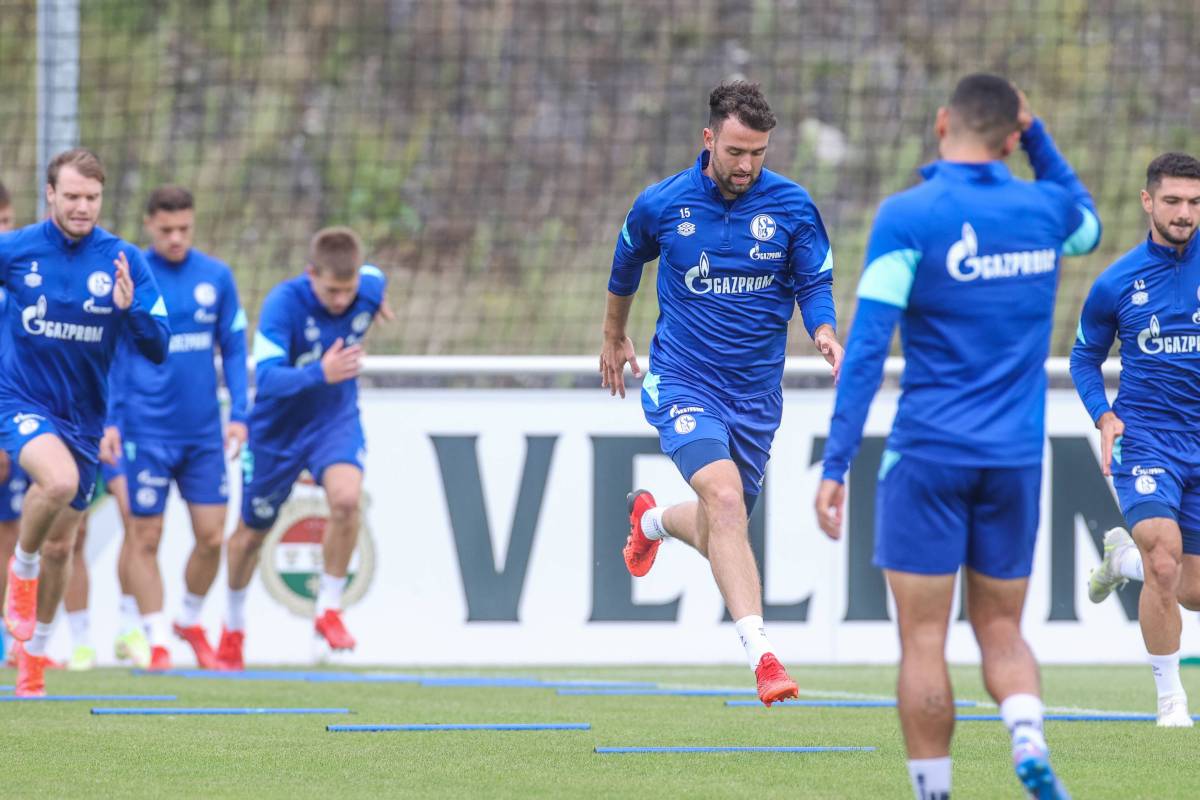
[0,518,16,664]
[887,570,956,759]
[1131,517,1192,725]
[127,512,175,669]
[110,475,149,667]
[1176,554,1200,612]
[216,521,261,670]
[63,514,96,670]
[315,464,362,651]
[172,502,224,668]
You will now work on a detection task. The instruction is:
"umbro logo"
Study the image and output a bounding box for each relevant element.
[677,221,696,237]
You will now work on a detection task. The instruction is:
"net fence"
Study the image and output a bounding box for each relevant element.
[0,0,1195,355]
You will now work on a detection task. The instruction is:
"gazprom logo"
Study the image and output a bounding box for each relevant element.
[946,222,1056,282]
[1138,314,1200,355]
[22,295,105,342]
[684,251,775,296]
[749,242,784,261]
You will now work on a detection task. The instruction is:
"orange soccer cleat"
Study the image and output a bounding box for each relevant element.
[215,627,245,671]
[173,623,218,670]
[15,645,49,697]
[315,609,356,651]
[622,490,661,578]
[148,645,172,671]
[3,557,38,642]
[755,653,799,707]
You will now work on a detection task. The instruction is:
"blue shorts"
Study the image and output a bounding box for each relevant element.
[241,419,365,530]
[0,462,28,521]
[641,373,781,498]
[123,438,229,517]
[0,404,97,511]
[1112,428,1200,555]
[100,457,125,486]
[874,450,1042,579]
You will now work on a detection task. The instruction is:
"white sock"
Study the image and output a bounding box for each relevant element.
[907,756,951,800]
[226,587,247,632]
[12,545,40,580]
[144,612,169,648]
[120,594,141,634]
[25,621,53,657]
[1116,546,1144,581]
[1150,651,1186,698]
[178,592,205,628]
[67,610,91,648]
[316,573,348,615]
[640,507,669,541]
[1000,693,1047,751]
[734,614,773,670]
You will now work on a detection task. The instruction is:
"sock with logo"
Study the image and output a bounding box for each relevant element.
[12,544,40,580]
[733,614,773,670]
[1115,546,1144,581]
[24,621,53,658]
[316,573,348,615]
[178,592,205,628]
[1150,651,1185,698]
[226,587,247,632]
[1000,693,1047,753]
[640,507,669,541]
[68,609,91,648]
[907,757,951,800]
[120,594,141,635]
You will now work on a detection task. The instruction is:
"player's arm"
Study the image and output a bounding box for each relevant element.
[815,203,918,538]
[101,334,129,465]
[1015,90,1101,256]
[1069,276,1121,474]
[252,290,360,400]
[789,198,842,378]
[217,269,250,452]
[115,248,170,364]
[601,190,660,398]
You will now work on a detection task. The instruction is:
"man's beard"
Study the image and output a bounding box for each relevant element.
[1154,217,1197,246]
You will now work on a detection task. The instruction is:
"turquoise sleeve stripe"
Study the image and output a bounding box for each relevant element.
[149,296,168,317]
[231,308,248,332]
[856,249,921,309]
[621,219,633,247]
[252,330,287,365]
[360,264,385,280]
[1075,321,1086,345]
[818,248,833,273]
[642,370,661,407]
[1063,207,1100,256]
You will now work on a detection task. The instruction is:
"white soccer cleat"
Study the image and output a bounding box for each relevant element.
[1088,527,1135,603]
[1156,692,1194,727]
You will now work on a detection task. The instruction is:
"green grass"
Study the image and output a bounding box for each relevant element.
[2,664,1198,798]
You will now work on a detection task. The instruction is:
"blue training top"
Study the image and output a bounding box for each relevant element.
[0,219,170,460]
[1071,232,1200,431]
[107,247,249,444]
[248,266,386,452]
[609,151,837,399]
[823,119,1101,481]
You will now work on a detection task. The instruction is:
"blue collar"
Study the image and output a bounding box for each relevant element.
[691,151,763,204]
[41,217,96,250]
[919,160,1013,184]
[1144,230,1199,263]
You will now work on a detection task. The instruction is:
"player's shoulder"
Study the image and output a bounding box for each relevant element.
[872,179,943,230]
[634,166,695,213]
[756,168,820,216]
[357,264,386,303]
[88,225,134,256]
[1096,241,1151,286]
[188,247,234,274]
[262,273,307,309]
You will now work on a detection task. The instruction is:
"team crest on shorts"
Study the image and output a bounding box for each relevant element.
[673,414,697,434]
[260,483,376,618]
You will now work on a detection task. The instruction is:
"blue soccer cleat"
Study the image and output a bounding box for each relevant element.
[1013,737,1070,799]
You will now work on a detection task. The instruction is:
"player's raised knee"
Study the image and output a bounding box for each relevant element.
[326,486,361,520]
[1142,546,1181,589]
[38,467,80,508]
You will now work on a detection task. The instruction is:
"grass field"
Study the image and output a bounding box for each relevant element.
[2,663,1199,798]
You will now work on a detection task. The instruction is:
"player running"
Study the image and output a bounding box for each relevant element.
[106,186,248,670]
[816,76,1100,799]
[1074,153,1200,727]
[602,81,843,706]
[0,149,169,695]
[216,226,387,669]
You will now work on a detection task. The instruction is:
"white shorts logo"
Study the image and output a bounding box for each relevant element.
[87,271,113,297]
[750,214,777,241]
[1135,475,1158,495]
[194,282,217,307]
[17,419,39,436]
[673,414,697,435]
[136,487,158,508]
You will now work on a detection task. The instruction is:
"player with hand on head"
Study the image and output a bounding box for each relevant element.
[104,185,249,670]
[0,149,169,695]
[216,226,387,670]
[816,76,1099,799]
[1075,152,1200,727]
[602,81,842,706]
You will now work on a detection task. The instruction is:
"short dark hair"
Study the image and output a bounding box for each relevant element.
[708,81,776,134]
[0,180,9,208]
[47,148,105,188]
[1146,153,1200,193]
[309,226,364,279]
[948,74,1020,152]
[145,185,194,215]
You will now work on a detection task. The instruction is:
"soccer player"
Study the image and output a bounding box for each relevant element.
[105,186,248,670]
[603,82,843,705]
[1075,153,1200,727]
[0,148,169,695]
[216,226,386,669]
[815,76,1099,799]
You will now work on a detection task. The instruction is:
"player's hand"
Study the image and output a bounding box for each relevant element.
[813,324,844,384]
[1097,411,1124,478]
[0,450,10,484]
[321,337,363,384]
[100,425,123,466]
[224,421,248,460]
[599,335,642,399]
[113,251,134,310]
[1014,86,1034,132]
[374,302,395,324]
[815,478,845,540]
